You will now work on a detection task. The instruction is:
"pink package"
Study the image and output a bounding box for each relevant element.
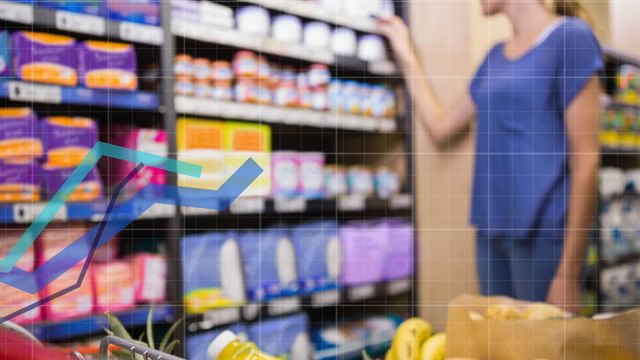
[297,152,325,199]
[271,151,299,198]
[378,218,414,280]
[110,127,167,197]
[0,227,41,324]
[92,260,135,313]
[339,221,386,285]
[129,253,167,303]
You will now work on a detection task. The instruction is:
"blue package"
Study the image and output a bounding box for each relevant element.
[186,324,247,360]
[248,313,312,359]
[181,231,246,314]
[105,0,160,26]
[38,0,103,16]
[0,32,9,77]
[238,226,299,302]
[291,220,340,294]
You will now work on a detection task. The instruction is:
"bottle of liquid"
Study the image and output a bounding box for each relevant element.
[208,330,281,360]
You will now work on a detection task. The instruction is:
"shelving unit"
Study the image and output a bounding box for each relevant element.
[0,0,415,357]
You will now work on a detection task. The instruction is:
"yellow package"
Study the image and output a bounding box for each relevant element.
[177,118,228,191]
[225,122,271,197]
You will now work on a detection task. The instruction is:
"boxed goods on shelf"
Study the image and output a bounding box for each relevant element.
[177,118,227,193]
[290,220,340,294]
[186,324,248,360]
[248,313,312,359]
[616,65,640,105]
[105,0,160,26]
[271,151,325,199]
[11,32,79,86]
[339,221,386,285]
[129,253,167,304]
[225,122,271,197]
[78,41,138,90]
[0,32,10,77]
[38,0,102,16]
[378,218,414,280]
[0,161,40,202]
[91,260,135,313]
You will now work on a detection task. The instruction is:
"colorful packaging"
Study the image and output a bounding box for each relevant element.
[38,0,102,16]
[233,51,257,79]
[328,80,343,112]
[78,41,138,90]
[323,165,347,198]
[248,313,312,359]
[374,167,400,199]
[378,218,414,280]
[0,31,9,77]
[238,227,299,301]
[212,81,233,101]
[310,86,328,111]
[11,31,78,87]
[298,152,325,199]
[194,79,211,98]
[225,122,271,197]
[181,231,245,314]
[307,64,330,88]
[43,165,102,201]
[291,220,340,294]
[271,151,299,198]
[0,160,40,202]
[211,61,233,82]
[234,78,258,103]
[339,221,386,285]
[343,81,361,114]
[0,227,41,324]
[177,118,227,194]
[105,0,160,26]
[174,54,193,77]
[0,108,43,162]
[175,76,194,96]
[193,58,211,81]
[347,166,374,196]
[186,324,248,360]
[92,260,135,312]
[129,253,167,303]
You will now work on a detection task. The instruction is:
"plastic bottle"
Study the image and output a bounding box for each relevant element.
[208,330,281,360]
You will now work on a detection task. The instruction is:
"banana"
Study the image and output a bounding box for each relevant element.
[391,318,432,360]
[385,349,395,360]
[485,304,521,320]
[420,333,446,360]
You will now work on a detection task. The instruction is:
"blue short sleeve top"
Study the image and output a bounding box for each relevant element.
[469,17,603,239]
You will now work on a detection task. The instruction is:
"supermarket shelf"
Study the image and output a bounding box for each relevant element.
[0,0,163,45]
[604,46,640,67]
[601,146,640,156]
[314,338,392,360]
[28,304,174,342]
[175,96,397,133]
[0,80,159,110]
[186,278,412,333]
[239,0,380,34]
[602,251,640,268]
[170,20,398,75]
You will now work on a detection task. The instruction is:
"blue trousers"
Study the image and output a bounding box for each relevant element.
[476,226,565,301]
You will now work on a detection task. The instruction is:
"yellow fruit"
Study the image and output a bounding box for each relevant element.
[421,333,446,360]
[468,311,485,321]
[392,318,433,360]
[386,349,395,360]
[522,303,566,320]
[485,304,521,320]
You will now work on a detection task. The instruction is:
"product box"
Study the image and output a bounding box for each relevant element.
[186,324,247,360]
[129,253,166,303]
[291,220,340,294]
[248,313,312,359]
[339,221,386,285]
[0,227,41,324]
[11,32,78,87]
[38,0,103,16]
[346,166,374,196]
[92,260,135,313]
[43,165,102,201]
[177,118,227,195]
[181,231,245,314]
[0,108,42,162]
[324,165,347,198]
[42,116,97,167]
[378,218,414,280]
[225,122,271,197]
[78,41,138,90]
[0,160,40,202]
[238,227,299,302]
[271,151,299,198]
[105,0,160,26]
[0,31,10,77]
[298,152,325,199]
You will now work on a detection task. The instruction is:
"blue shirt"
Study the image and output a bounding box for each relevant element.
[469,18,603,239]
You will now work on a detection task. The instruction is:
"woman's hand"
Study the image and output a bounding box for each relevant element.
[546,271,582,314]
[377,16,415,66]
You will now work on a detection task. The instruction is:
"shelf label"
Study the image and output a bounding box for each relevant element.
[242,303,261,321]
[267,296,301,316]
[368,60,397,75]
[56,11,106,35]
[347,284,376,301]
[311,289,340,308]
[120,22,163,45]
[181,206,219,216]
[0,0,33,24]
[386,279,412,296]
[338,195,365,212]
[378,119,396,133]
[8,81,62,104]
[274,198,306,213]
[230,197,265,214]
[14,203,67,223]
[138,203,175,219]
[390,194,412,210]
[202,307,241,328]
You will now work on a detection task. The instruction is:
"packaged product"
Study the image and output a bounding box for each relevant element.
[328,80,344,112]
[298,152,325,199]
[343,81,361,114]
[11,31,78,86]
[271,151,299,198]
[174,54,194,77]
[346,166,374,196]
[374,166,400,198]
[339,221,386,285]
[331,27,357,57]
[193,58,212,81]
[378,218,414,280]
[105,0,160,26]
[323,165,347,198]
[129,253,167,303]
[42,165,102,201]
[238,226,299,301]
[360,84,373,116]
[256,55,270,80]
[209,330,280,360]
[357,35,386,62]
[0,160,40,202]
[211,60,233,82]
[307,64,330,88]
[291,220,340,294]
[78,41,138,90]
[234,78,258,103]
[0,31,10,77]
[181,231,245,313]
[235,6,270,37]
[92,260,135,312]
[248,313,312,359]
[194,79,211,98]
[271,15,302,44]
[177,118,227,193]
[310,86,328,111]
[232,51,258,79]
[38,0,102,16]
[303,22,331,50]
[212,81,233,101]
[225,122,271,197]
[256,84,272,105]
[186,324,248,360]
[175,76,194,96]
[296,73,312,109]
[0,108,43,162]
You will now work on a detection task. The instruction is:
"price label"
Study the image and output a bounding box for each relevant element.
[378,119,397,133]
[368,60,398,75]
[14,203,67,223]
[0,0,33,24]
[181,206,219,216]
[139,203,175,219]
[311,289,340,308]
[267,296,301,316]
[347,284,376,301]
[242,303,261,321]
[338,195,365,212]
[56,11,106,35]
[8,81,62,104]
[230,198,265,214]
[387,279,412,296]
[120,22,163,45]
[390,194,412,210]
[203,307,241,327]
[274,198,306,213]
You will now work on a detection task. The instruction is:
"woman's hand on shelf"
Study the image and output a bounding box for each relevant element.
[377,15,415,67]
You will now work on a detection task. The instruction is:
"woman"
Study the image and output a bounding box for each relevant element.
[380,0,602,313]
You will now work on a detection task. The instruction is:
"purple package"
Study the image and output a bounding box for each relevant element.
[78,41,138,90]
[339,221,386,285]
[0,160,40,202]
[43,165,102,202]
[378,218,414,280]
[0,108,43,162]
[298,152,325,199]
[11,31,78,87]
[271,151,299,198]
